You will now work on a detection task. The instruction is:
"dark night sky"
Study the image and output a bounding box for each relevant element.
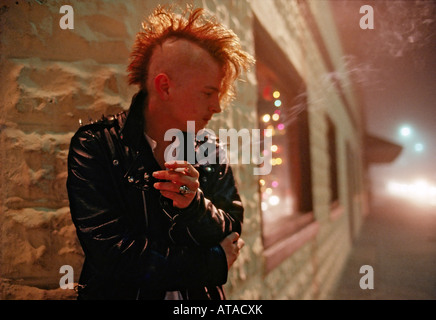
[330,0,436,187]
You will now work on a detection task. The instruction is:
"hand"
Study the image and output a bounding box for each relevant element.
[220,232,245,269]
[152,161,200,209]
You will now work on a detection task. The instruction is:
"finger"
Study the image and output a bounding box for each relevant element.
[165,161,199,178]
[164,160,189,170]
[159,190,186,201]
[154,182,181,193]
[152,169,181,181]
[154,181,197,194]
[154,179,198,195]
[159,190,193,205]
[153,170,199,188]
[237,238,245,249]
[227,232,240,243]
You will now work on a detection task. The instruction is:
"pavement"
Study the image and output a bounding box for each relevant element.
[331,195,436,300]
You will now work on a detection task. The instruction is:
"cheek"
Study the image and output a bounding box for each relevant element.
[187,95,205,114]
[175,92,206,119]
[175,94,195,113]
[178,103,199,119]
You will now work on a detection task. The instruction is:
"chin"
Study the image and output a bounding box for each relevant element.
[181,120,205,132]
[198,120,208,129]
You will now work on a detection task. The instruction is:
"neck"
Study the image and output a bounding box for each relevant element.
[143,107,172,168]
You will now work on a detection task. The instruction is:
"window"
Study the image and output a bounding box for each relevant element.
[254,17,315,271]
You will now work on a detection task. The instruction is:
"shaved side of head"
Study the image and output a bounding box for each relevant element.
[147,38,222,92]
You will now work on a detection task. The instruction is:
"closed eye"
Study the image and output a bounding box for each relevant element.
[203,86,220,97]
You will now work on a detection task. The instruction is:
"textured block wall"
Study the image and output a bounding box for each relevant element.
[0,0,259,299]
[0,0,153,299]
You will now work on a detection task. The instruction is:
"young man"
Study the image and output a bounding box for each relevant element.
[67,5,254,300]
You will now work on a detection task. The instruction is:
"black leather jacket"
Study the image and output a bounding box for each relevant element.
[67,90,244,300]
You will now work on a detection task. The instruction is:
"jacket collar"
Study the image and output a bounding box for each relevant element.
[120,90,148,152]
[120,90,198,159]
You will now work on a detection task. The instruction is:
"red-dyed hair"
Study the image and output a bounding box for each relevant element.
[127,5,254,106]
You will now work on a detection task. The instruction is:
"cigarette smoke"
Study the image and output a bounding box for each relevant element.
[373,0,435,59]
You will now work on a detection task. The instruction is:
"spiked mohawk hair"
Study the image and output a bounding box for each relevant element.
[127,5,254,106]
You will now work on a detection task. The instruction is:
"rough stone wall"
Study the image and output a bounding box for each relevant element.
[0,0,258,299]
[0,0,365,300]
[0,0,150,299]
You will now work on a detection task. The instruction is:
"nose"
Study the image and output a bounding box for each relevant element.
[209,97,222,114]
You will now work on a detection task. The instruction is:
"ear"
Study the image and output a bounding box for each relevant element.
[153,73,170,100]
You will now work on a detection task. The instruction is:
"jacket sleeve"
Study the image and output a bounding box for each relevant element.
[161,147,244,247]
[66,128,227,289]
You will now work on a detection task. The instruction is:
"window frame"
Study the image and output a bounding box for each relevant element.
[254,16,317,272]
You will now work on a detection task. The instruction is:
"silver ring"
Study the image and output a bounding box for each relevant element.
[178,185,191,195]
